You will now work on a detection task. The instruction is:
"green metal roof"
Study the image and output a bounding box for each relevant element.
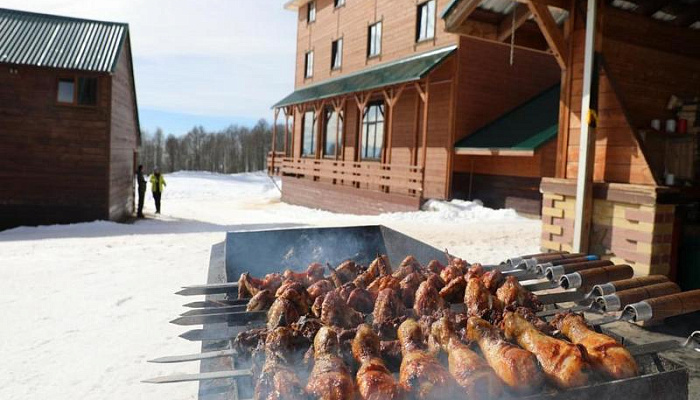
[273,45,457,109]
[0,8,128,73]
[454,84,560,152]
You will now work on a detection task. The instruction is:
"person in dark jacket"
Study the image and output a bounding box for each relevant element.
[150,168,167,214]
[136,165,146,218]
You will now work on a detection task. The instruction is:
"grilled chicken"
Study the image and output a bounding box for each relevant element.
[283,262,325,287]
[398,319,461,399]
[426,259,445,274]
[465,264,486,280]
[439,276,466,303]
[393,255,422,280]
[367,275,402,297]
[352,324,403,400]
[254,327,308,400]
[267,282,311,329]
[466,317,543,394]
[440,258,469,283]
[373,288,407,324]
[247,289,275,312]
[430,316,502,400]
[464,276,503,321]
[320,290,363,328]
[496,276,541,311]
[354,255,392,288]
[413,280,447,317]
[333,260,360,284]
[481,270,505,294]
[238,271,283,299]
[307,279,336,302]
[347,287,374,313]
[553,312,638,380]
[503,311,589,389]
[399,272,425,308]
[307,326,356,400]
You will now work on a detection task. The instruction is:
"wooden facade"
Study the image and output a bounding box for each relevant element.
[272,0,561,214]
[0,10,140,229]
[442,0,700,277]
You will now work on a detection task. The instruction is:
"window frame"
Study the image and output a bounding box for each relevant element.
[307,1,316,23]
[360,101,385,161]
[55,75,99,108]
[331,38,343,71]
[334,0,345,8]
[367,21,383,59]
[301,110,317,158]
[304,50,314,79]
[416,0,436,43]
[323,107,343,159]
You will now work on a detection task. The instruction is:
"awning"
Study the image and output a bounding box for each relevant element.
[454,84,560,156]
[273,45,457,109]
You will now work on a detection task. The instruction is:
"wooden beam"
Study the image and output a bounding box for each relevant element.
[555,1,575,178]
[445,0,483,31]
[497,4,532,42]
[527,0,568,69]
[634,0,673,16]
[271,108,279,174]
[283,107,290,156]
[573,0,599,253]
[515,0,572,10]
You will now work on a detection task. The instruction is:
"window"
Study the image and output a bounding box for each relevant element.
[361,102,385,160]
[334,0,345,7]
[307,1,316,23]
[323,108,343,157]
[302,111,317,157]
[305,51,314,78]
[331,38,343,70]
[57,79,74,103]
[416,0,436,42]
[367,22,382,58]
[57,76,98,105]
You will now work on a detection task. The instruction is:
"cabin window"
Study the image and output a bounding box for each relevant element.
[307,1,316,23]
[361,101,385,161]
[323,107,343,158]
[305,51,314,78]
[367,22,382,58]
[334,0,345,7]
[416,0,436,42]
[331,38,343,70]
[57,76,98,106]
[302,111,317,157]
[57,79,74,103]
[77,77,98,105]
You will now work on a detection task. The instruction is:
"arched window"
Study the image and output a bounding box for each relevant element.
[361,101,384,161]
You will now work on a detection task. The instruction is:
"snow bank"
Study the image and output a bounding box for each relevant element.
[382,198,522,223]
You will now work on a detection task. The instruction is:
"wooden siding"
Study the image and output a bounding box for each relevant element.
[295,0,458,87]
[0,65,112,228]
[561,10,657,185]
[454,37,561,142]
[109,37,139,221]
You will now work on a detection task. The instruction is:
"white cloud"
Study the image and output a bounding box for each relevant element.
[4,0,298,119]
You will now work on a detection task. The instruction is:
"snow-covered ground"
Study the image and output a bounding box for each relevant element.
[0,171,540,400]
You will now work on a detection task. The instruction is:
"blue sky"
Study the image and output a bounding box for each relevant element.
[5,0,298,136]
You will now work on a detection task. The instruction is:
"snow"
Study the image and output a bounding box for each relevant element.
[0,171,540,400]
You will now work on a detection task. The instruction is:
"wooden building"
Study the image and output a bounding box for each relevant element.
[443,0,700,279]
[270,0,562,215]
[0,9,140,229]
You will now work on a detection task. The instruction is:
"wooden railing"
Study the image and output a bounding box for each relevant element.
[270,156,423,197]
[266,151,286,175]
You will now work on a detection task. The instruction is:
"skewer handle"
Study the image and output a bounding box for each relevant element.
[597,282,681,311]
[642,289,700,322]
[560,264,634,289]
[545,260,613,282]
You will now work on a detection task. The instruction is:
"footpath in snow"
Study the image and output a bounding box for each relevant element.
[0,171,540,400]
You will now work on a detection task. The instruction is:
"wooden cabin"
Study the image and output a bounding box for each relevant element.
[270,0,561,215]
[444,0,700,281]
[0,9,140,229]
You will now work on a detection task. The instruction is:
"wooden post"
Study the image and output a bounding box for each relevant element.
[354,91,372,162]
[555,2,575,178]
[283,107,290,156]
[418,78,430,196]
[573,0,599,253]
[412,89,421,166]
[271,108,279,175]
[382,85,406,165]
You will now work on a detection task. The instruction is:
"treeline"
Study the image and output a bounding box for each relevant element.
[139,119,284,174]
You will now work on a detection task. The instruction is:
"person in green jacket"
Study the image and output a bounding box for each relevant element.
[149,168,167,214]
